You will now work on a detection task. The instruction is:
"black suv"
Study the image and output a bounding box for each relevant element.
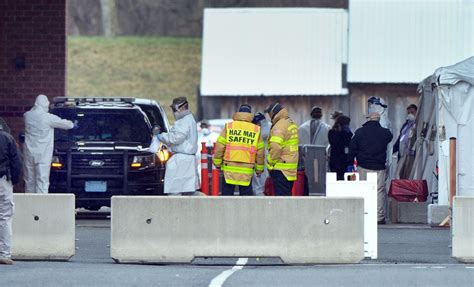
[49,97,170,210]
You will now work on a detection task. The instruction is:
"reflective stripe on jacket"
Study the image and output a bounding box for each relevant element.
[267,108,299,181]
[213,112,265,186]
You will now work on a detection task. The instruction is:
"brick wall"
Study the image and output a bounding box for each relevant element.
[0,0,66,140]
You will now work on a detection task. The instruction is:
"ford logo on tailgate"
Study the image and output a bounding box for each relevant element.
[89,160,105,167]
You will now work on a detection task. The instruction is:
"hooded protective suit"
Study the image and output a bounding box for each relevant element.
[298,119,330,147]
[158,110,199,194]
[24,95,74,193]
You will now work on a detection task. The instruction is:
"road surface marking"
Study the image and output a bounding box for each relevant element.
[431,266,446,269]
[466,266,474,269]
[413,266,428,269]
[209,258,248,287]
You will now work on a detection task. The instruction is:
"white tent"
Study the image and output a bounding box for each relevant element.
[416,57,474,205]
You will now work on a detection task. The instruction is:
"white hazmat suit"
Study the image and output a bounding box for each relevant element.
[159,110,199,195]
[24,95,74,193]
[298,119,331,147]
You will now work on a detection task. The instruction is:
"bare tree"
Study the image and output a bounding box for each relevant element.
[100,0,118,37]
[68,0,348,37]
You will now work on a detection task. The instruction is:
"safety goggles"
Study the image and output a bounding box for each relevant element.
[171,101,188,112]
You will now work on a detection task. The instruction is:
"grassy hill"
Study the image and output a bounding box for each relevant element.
[67,36,202,116]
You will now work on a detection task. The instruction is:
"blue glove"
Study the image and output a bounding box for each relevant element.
[73,120,79,129]
[152,126,161,136]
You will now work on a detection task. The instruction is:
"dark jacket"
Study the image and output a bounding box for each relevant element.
[328,127,353,171]
[393,120,409,155]
[393,120,416,161]
[348,121,393,170]
[0,131,23,184]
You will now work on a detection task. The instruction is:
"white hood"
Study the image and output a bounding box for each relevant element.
[33,94,50,112]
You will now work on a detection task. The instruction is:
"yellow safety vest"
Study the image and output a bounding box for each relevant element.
[224,121,261,164]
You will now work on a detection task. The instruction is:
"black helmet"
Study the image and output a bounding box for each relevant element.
[252,112,266,124]
[264,103,283,119]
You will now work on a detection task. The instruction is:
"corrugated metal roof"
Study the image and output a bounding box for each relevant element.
[200,8,348,96]
[348,0,474,84]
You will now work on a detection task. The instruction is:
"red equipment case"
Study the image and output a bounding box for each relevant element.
[389,179,429,202]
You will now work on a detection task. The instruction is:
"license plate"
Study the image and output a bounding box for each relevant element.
[85,181,107,192]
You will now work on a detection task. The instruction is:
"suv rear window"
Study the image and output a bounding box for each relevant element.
[53,109,151,145]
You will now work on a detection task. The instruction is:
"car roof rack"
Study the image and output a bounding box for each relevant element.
[53,97,136,106]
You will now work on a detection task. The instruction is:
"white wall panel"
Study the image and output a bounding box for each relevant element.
[348,0,474,83]
[201,8,348,96]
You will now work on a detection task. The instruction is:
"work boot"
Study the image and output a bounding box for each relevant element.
[0,258,15,265]
[377,218,386,225]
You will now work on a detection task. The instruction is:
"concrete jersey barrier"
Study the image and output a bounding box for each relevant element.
[111,196,364,264]
[452,196,474,263]
[11,194,75,260]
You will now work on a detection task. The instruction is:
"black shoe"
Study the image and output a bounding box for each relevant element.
[377,219,386,225]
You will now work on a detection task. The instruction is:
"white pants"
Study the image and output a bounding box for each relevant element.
[0,176,14,259]
[24,154,51,194]
[359,167,387,221]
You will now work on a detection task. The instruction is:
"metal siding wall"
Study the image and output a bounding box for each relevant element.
[201,86,419,133]
[202,95,349,125]
[201,8,348,96]
[348,0,474,83]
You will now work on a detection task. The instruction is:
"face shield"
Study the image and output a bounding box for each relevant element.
[368,97,388,116]
[171,101,187,113]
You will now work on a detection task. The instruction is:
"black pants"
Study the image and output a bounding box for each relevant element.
[270,170,293,196]
[331,167,346,181]
[221,180,253,196]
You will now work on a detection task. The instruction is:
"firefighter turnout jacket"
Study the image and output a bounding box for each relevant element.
[214,112,265,186]
[267,108,299,181]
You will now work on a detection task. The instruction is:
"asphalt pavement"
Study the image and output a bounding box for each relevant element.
[0,220,473,287]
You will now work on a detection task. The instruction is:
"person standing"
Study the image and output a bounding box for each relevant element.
[298,106,330,147]
[328,115,353,180]
[24,94,74,194]
[393,104,417,161]
[198,120,219,153]
[348,112,393,224]
[0,128,23,265]
[158,97,199,195]
[213,105,264,196]
[251,112,270,196]
[265,103,299,196]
